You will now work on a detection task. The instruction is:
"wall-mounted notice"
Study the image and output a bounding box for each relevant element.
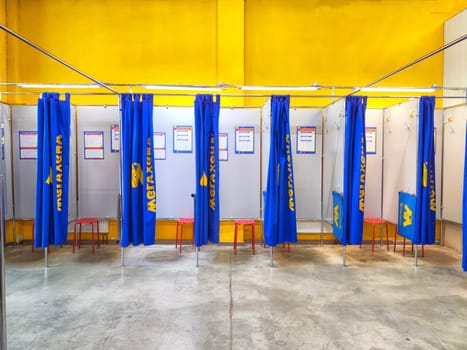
[84,131,104,159]
[154,132,166,160]
[19,131,37,159]
[235,126,254,154]
[111,124,120,153]
[219,133,228,161]
[173,125,192,153]
[296,126,316,154]
[365,127,377,155]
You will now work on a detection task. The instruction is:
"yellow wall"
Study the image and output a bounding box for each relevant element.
[2,0,466,106]
[0,0,6,101]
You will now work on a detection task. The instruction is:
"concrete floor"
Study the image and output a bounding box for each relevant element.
[4,242,467,350]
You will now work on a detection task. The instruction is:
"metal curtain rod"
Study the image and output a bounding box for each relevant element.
[359,34,467,92]
[1,91,466,99]
[0,24,119,95]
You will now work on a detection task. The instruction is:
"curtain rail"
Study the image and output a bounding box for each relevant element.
[0,91,466,99]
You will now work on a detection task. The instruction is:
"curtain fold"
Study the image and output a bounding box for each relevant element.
[264,95,297,247]
[342,95,367,245]
[413,96,436,245]
[120,94,156,247]
[194,94,220,247]
[34,93,71,248]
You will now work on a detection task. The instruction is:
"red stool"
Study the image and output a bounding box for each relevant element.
[175,218,194,254]
[393,226,425,257]
[233,220,256,255]
[363,218,389,254]
[73,218,100,253]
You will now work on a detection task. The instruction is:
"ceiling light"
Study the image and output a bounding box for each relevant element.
[143,85,222,91]
[241,86,320,91]
[360,87,436,93]
[17,83,100,89]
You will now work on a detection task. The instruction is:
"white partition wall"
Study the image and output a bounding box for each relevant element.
[364,109,384,218]
[153,107,196,219]
[442,105,467,223]
[382,100,418,223]
[219,108,261,219]
[0,104,13,220]
[322,99,345,224]
[434,109,443,220]
[13,105,77,220]
[77,106,118,218]
[289,108,322,220]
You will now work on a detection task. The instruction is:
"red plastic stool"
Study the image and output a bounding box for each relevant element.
[175,218,194,254]
[73,218,100,253]
[363,218,389,254]
[233,220,256,255]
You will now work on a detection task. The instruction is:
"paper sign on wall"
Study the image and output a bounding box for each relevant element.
[111,124,120,153]
[173,125,192,153]
[19,131,37,159]
[365,127,377,155]
[84,131,104,159]
[235,126,254,154]
[219,133,228,161]
[154,132,166,160]
[297,126,316,154]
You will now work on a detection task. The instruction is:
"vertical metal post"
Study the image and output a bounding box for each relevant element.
[270,246,273,267]
[121,247,124,266]
[44,246,48,268]
[0,175,8,349]
[196,249,199,268]
[343,245,347,267]
[9,108,16,247]
[414,244,418,267]
[191,193,198,267]
[320,108,324,246]
[439,109,446,246]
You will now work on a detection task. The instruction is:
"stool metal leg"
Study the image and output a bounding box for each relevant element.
[372,224,375,254]
[403,237,406,256]
[234,224,238,255]
[175,221,179,250]
[73,223,76,253]
[180,223,184,254]
[97,221,100,249]
[385,223,389,251]
[251,224,255,255]
[79,224,82,249]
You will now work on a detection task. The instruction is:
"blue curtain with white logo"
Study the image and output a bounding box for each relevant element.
[463,125,467,271]
[194,94,220,247]
[120,94,156,247]
[341,96,367,245]
[264,95,297,247]
[413,96,436,245]
[34,93,71,248]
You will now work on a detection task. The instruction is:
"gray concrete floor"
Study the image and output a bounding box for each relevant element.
[4,242,467,350]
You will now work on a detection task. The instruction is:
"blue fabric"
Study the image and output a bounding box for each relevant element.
[34,93,71,248]
[194,94,220,246]
[413,96,436,245]
[462,126,467,271]
[341,96,367,245]
[120,94,156,247]
[264,95,297,247]
[398,191,416,240]
[332,191,343,241]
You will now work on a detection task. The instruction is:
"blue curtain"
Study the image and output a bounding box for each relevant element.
[398,191,416,240]
[413,96,436,245]
[194,94,220,246]
[264,95,297,247]
[120,94,156,247]
[34,93,71,248]
[341,95,367,245]
[462,126,467,271]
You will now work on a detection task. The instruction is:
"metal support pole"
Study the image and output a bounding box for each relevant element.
[343,246,347,267]
[121,247,124,266]
[0,175,8,349]
[270,246,273,267]
[414,244,418,267]
[44,247,48,268]
[0,24,119,95]
[196,249,199,268]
